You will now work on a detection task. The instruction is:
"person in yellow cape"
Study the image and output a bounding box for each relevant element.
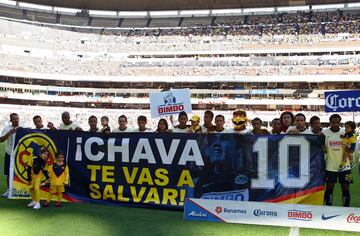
[44,152,69,208]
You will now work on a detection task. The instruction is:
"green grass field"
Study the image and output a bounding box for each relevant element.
[0,143,359,236]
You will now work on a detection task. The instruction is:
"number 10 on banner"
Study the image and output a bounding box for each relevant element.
[252,136,310,189]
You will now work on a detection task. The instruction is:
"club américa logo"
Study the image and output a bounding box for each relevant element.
[14,132,57,183]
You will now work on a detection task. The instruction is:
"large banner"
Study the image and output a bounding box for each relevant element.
[325,90,360,112]
[10,128,325,209]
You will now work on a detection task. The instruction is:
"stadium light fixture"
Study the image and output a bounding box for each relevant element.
[118,11,148,17]
[179,10,210,16]
[277,5,310,12]
[0,0,16,6]
[89,10,117,16]
[348,2,360,8]
[18,2,52,11]
[312,4,345,10]
[243,7,274,13]
[211,9,243,15]
[53,7,80,14]
[149,11,178,17]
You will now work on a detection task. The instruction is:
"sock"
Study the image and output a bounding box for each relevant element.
[342,191,350,207]
[57,192,63,202]
[324,190,333,206]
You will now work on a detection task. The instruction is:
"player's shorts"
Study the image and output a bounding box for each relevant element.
[325,170,353,184]
[50,185,65,194]
[4,153,10,175]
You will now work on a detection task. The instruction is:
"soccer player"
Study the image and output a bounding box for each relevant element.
[251,117,270,135]
[286,113,312,134]
[113,115,129,132]
[210,115,229,133]
[280,111,294,133]
[201,110,215,133]
[88,116,100,133]
[59,112,82,131]
[171,112,189,133]
[0,113,19,197]
[133,115,152,132]
[310,115,322,135]
[33,115,45,129]
[323,114,352,207]
[270,118,281,135]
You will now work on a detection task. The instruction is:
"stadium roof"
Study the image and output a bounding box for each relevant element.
[14,0,359,11]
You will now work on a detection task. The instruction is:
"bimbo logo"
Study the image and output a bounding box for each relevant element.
[325,92,360,112]
[157,91,185,115]
[288,210,312,221]
[347,213,360,223]
[253,209,278,217]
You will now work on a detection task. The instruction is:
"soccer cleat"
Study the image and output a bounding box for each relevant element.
[27,201,36,207]
[2,189,9,197]
[33,202,41,210]
[43,202,49,208]
[55,202,62,208]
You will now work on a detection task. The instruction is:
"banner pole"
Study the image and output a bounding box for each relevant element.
[8,131,17,199]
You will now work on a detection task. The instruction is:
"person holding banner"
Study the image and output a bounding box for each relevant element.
[88,116,100,133]
[33,115,45,130]
[323,114,352,207]
[231,110,252,134]
[286,113,313,134]
[189,115,202,133]
[251,118,270,135]
[279,111,294,134]
[201,110,215,133]
[210,115,229,133]
[310,116,322,135]
[27,146,50,210]
[59,112,82,131]
[0,113,19,197]
[133,115,152,132]
[171,112,189,133]
[155,119,171,133]
[113,115,129,132]
[270,118,281,135]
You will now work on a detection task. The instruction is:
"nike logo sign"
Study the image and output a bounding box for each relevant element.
[321,214,340,220]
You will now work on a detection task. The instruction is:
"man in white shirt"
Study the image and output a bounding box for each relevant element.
[310,115,322,135]
[323,114,352,207]
[33,115,45,130]
[59,112,82,131]
[88,115,101,133]
[113,115,129,132]
[210,115,229,133]
[0,113,19,197]
[171,112,189,133]
[133,115,152,132]
[201,110,215,133]
[286,113,313,135]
